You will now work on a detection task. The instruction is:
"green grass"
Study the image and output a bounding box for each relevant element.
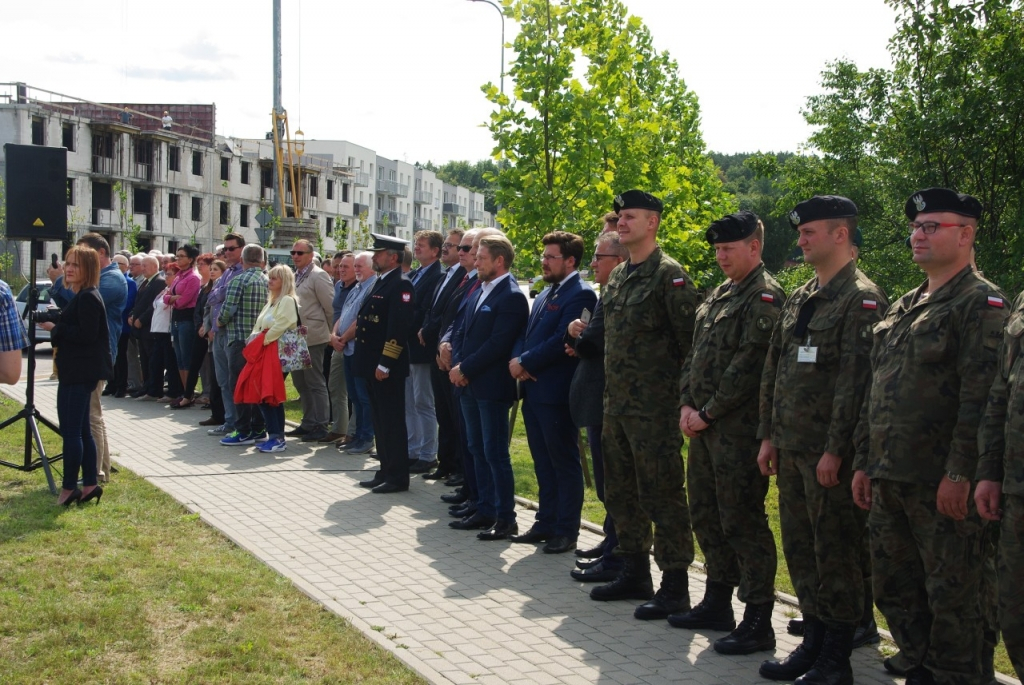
[0,396,424,684]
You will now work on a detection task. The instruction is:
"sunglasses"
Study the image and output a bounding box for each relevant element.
[290,250,310,256]
[457,245,472,253]
[223,245,240,252]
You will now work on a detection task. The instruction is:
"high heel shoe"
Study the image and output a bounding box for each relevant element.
[79,486,103,505]
[59,488,82,507]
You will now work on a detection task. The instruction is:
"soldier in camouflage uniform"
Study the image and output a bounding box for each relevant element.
[976,288,1024,681]
[589,189,698,623]
[669,211,784,655]
[852,188,1008,685]
[758,196,887,685]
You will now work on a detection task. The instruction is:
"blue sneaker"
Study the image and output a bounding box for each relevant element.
[220,431,255,446]
[258,437,286,453]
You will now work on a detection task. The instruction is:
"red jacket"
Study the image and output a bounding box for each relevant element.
[234,332,286,406]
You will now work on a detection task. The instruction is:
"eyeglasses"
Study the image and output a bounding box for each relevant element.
[457,245,472,253]
[593,253,619,259]
[908,221,967,235]
[223,245,240,252]
[176,254,189,259]
[442,243,458,249]
[540,254,565,261]
[290,250,310,256]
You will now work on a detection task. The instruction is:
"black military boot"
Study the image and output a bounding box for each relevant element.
[794,623,854,685]
[667,580,735,630]
[589,553,654,602]
[633,568,690,620]
[904,666,936,685]
[714,601,776,655]
[852,579,880,648]
[759,614,825,681]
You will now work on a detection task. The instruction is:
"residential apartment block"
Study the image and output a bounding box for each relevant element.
[0,83,496,276]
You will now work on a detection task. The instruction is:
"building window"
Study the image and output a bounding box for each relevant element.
[342,183,349,202]
[168,240,179,255]
[169,146,181,172]
[220,157,230,181]
[240,204,249,227]
[31,117,45,145]
[241,162,250,185]
[192,197,202,221]
[219,201,229,225]
[62,123,75,151]
[309,177,318,198]
[169,193,180,219]
[191,151,203,176]
[326,217,333,235]
[326,179,334,200]
[66,179,74,206]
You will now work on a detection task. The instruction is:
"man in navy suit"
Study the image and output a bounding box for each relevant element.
[450,234,529,540]
[510,231,597,553]
[405,230,445,474]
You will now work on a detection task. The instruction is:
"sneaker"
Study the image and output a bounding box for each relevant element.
[207,424,230,435]
[259,437,286,453]
[249,431,268,442]
[220,431,255,446]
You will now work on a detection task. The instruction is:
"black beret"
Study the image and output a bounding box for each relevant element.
[853,227,863,248]
[788,195,858,229]
[613,190,663,213]
[706,211,760,244]
[904,188,982,220]
[369,233,410,252]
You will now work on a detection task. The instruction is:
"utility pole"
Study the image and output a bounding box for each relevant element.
[272,0,284,219]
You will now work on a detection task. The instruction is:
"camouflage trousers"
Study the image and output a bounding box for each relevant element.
[999,494,1024,680]
[602,412,694,571]
[778,449,864,626]
[688,430,776,604]
[869,479,985,685]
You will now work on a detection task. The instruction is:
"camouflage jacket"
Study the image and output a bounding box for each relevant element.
[758,259,887,458]
[681,263,785,436]
[852,265,1007,485]
[976,290,1024,494]
[602,246,697,417]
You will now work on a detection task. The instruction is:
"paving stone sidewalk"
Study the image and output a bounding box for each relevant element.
[2,361,934,685]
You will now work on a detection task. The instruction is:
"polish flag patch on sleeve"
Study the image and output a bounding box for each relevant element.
[862,300,878,310]
[402,292,411,303]
[672,277,687,287]
[761,293,775,303]
[988,296,1004,308]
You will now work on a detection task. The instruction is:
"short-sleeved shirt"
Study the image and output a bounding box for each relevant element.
[0,279,29,352]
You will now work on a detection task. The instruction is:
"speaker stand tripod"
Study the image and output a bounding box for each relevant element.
[0,240,61,494]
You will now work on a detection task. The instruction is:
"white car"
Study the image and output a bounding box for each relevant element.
[13,280,55,343]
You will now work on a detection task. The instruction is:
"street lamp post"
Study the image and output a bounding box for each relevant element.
[468,0,505,97]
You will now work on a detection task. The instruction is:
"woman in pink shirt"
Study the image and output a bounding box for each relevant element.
[165,244,201,393]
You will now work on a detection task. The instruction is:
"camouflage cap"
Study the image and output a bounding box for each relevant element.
[904,188,982,220]
[706,210,759,244]
[613,190,663,213]
[788,195,858,229]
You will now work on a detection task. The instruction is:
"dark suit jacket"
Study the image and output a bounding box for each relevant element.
[353,268,415,380]
[131,275,166,339]
[513,273,596,404]
[439,273,478,348]
[407,260,444,364]
[452,275,528,403]
[51,287,114,384]
[568,297,606,428]
[421,265,466,352]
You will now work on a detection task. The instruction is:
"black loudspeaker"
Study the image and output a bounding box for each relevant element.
[4,143,68,241]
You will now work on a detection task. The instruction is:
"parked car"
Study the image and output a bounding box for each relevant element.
[14,280,55,342]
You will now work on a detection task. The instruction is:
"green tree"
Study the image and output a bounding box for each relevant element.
[114,182,143,254]
[484,0,733,284]
[756,0,1024,296]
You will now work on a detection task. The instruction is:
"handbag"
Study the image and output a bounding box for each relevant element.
[278,297,313,372]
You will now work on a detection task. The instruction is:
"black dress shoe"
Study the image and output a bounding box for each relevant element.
[449,513,495,530]
[575,541,606,559]
[102,387,115,396]
[409,459,437,474]
[571,562,622,583]
[449,504,477,519]
[477,520,518,540]
[358,477,384,488]
[440,490,467,504]
[286,426,310,437]
[444,473,465,487]
[510,527,554,544]
[301,429,329,442]
[543,536,577,554]
[422,469,451,480]
[371,482,408,494]
[113,390,126,398]
[576,557,603,570]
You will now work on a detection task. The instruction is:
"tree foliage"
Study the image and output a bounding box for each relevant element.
[753,0,1024,297]
[484,0,733,282]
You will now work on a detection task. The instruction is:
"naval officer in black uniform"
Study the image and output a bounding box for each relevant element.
[354,234,416,493]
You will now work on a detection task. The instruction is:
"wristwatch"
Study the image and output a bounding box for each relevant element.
[698,407,717,427]
[945,471,966,483]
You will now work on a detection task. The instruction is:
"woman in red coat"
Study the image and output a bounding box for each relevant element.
[246,264,297,453]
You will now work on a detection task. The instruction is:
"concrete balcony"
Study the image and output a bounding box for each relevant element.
[413,217,433,231]
[443,202,467,215]
[350,171,370,187]
[353,203,370,219]
[469,209,485,222]
[375,179,409,196]
[414,190,432,204]
[375,209,400,226]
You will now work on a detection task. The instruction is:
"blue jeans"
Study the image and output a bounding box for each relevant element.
[57,381,98,490]
[259,403,285,439]
[212,332,236,430]
[344,354,373,442]
[460,393,515,522]
[171,319,196,371]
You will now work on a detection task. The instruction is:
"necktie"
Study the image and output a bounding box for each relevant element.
[458,274,469,288]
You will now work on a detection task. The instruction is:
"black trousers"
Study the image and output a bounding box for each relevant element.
[112,333,130,393]
[431,363,463,475]
[368,373,409,488]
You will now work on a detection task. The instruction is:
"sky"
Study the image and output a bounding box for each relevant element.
[2,0,898,164]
